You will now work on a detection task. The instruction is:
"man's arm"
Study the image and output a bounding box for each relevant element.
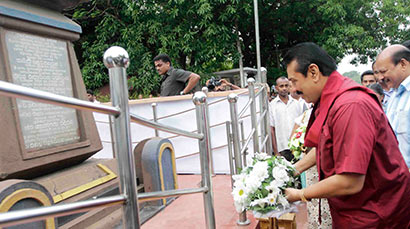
[229,84,241,90]
[182,73,200,94]
[271,126,278,155]
[285,173,365,202]
[294,148,316,174]
[269,105,278,155]
[219,79,241,90]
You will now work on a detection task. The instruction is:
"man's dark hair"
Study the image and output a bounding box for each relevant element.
[391,47,410,65]
[275,76,288,84]
[86,89,94,95]
[283,42,337,76]
[368,83,384,97]
[402,40,410,49]
[360,70,374,82]
[153,53,172,65]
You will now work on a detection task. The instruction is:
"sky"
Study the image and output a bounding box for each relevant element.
[337,54,373,75]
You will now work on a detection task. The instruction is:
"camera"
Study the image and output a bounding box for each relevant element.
[207,77,222,90]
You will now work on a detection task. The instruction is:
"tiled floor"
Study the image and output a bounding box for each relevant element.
[142,175,307,228]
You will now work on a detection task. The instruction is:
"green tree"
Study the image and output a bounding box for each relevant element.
[343,70,361,84]
[65,0,409,97]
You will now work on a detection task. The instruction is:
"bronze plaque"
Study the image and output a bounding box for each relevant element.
[5,31,80,151]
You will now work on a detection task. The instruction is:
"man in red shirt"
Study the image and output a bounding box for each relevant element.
[284,42,410,228]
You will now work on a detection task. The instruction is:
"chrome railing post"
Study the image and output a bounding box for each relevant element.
[202,89,214,176]
[228,94,242,171]
[247,78,260,154]
[239,120,247,167]
[193,92,216,229]
[151,103,159,137]
[201,86,214,175]
[225,121,235,187]
[227,93,250,226]
[262,85,273,154]
[259,86,266,153]
[202,86,209,94]
[103,46,140,229]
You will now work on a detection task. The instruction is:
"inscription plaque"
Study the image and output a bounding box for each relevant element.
[5,31,80,151]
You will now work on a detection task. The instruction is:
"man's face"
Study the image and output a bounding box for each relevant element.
[154,60,170,75]
[275,79,290,97]
[361,74,376,87]
[374,57,404,89]
[87,93,94,102]
[287,60,321,104]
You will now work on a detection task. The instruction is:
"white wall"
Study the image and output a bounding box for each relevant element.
[92,90,263,174]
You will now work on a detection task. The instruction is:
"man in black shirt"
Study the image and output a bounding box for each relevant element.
[153,54,200,96]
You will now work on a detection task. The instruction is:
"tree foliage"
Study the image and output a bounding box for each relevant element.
[343,70,361,83]
[65,0,410,96]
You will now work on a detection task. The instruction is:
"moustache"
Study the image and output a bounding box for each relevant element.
[296,90,303,95]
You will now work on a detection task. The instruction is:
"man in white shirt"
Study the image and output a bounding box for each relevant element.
[269,77,304,155]
[374,44,410,167]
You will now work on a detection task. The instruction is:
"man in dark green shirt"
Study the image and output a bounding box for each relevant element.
[153,54,200,96]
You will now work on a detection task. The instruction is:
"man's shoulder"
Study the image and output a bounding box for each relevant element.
[401,75,410,91]
[332,89,381,114]
[269,97,281,113]
[270,96,282,107]
[387,81,410,113]
[288,96,300,105]
[272,96,281,103]
[336,89,375,103]
[170,67,190,74]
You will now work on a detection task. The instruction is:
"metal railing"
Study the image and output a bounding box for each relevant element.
[0,46,215,229]
[226,78,272,225]
[138,84,250,176]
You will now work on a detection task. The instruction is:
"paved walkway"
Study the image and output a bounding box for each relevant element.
[142,175,307,228]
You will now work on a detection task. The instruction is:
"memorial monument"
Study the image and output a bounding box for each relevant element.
[0,1,116,228]
[0,0,102,180]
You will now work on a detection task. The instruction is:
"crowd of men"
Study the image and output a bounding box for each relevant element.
[152,43,410,227]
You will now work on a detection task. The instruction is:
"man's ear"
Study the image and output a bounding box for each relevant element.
[399,58,409,70]
[308,64,320,83]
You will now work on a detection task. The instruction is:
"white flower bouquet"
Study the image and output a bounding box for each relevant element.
[231,153,300,217]
[288,125,307,161]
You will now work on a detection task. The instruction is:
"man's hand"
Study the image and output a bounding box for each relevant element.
[285,188,302,202]
[219,79,241,90]
[219,79,229,86]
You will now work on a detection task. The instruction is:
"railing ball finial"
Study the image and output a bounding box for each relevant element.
[227,93,238,103]
[192,91,207,105]
[201,86,209,94]
[247,77,255,85]
[103,46,130,69]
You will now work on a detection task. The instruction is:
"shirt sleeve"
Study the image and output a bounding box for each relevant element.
[174,69,192,83]
[330,102,377,175]
[269,102,275,127]
[294,112,304,126]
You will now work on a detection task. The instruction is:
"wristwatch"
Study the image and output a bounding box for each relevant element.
[180,91,185,95]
